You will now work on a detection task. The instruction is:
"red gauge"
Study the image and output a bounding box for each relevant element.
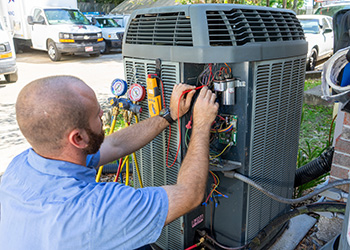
[128,83,146,102]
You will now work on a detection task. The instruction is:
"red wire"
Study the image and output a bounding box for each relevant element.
[166,85,205,168]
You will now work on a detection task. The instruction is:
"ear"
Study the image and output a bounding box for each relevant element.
[68,129,89,149]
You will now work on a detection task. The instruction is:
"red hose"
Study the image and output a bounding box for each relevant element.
[184,243,198,250]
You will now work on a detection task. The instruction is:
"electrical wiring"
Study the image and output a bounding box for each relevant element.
[166,85,205,168]
[209,142,232,160]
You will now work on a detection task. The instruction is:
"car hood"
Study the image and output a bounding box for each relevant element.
[100,27,124,33]
[50,24,102,33]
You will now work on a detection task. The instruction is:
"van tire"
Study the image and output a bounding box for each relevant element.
[5,71,18,83]
[101,46,110,54]
[48,41,62,61]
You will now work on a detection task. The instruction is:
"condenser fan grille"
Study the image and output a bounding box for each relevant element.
[125,12,193,46]
[207,8,304,46]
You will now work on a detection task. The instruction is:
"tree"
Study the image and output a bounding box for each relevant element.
[176,0,305,9]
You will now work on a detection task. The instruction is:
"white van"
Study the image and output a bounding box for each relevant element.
[5,0,105,61]
[0,19,17,83]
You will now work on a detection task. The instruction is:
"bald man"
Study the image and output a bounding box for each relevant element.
[0,75,218,250]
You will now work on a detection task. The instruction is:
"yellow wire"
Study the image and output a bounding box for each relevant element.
[209,143,231,160]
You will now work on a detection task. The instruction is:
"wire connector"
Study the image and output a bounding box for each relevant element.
[186,120,192,129]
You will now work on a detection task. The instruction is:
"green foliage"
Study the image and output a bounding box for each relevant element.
[295,103,334,198]
[103,113,126,135]
[78,0,124,4]
[176,0,305,9]
[304,79,322,91]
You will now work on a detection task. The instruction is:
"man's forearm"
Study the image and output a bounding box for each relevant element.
[99,115,170,165]
[162,125,210,224]
[177,126,210,201]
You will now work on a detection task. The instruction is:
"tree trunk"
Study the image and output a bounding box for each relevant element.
[293,0,298,12]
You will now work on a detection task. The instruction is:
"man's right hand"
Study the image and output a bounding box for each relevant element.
[193,87,219,129]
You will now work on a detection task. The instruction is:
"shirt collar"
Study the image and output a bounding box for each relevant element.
[27,149,96,182]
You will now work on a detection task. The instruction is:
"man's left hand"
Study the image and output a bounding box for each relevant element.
[169,83,196,121]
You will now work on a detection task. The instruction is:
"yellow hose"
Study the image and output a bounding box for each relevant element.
[95,111,118,182]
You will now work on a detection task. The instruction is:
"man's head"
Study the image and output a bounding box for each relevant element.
[16,75,104,157]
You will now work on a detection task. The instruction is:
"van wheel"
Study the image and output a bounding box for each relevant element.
[5,71,18,83]
[48,41,62,61]
[90,52,100,57]
[101,46,110,54]
[307,48,317,71]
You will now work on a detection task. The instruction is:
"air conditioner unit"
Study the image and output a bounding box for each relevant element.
[122,4,307,249]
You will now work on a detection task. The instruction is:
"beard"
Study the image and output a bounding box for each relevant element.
[83,126,105,155]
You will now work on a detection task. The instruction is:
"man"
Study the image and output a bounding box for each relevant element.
[0,75,218,249]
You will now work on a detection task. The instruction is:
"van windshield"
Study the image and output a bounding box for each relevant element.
[44,9,90,25]
[95,18,121,28]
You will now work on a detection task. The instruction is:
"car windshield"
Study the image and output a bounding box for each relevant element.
[96,18,121,28]
[299,19,320,34]
[113,18,124,27]
[44,9,90,25]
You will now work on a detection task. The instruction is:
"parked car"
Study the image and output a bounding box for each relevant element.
[315,3,350,17]
[86,15,124,53]
[297,15,334,71]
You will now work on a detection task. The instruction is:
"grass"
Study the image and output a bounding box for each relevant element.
[304,79,322,91]
[295,78,335,197]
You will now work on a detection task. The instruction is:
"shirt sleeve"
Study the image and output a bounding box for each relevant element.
[86,151,100,169]
[90,183,169,250]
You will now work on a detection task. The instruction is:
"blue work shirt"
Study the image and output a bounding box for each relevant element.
[341,63,350,87]
[0,149,168,250]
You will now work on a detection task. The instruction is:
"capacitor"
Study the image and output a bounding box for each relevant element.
[222,74,235,105]
[213,76,226,92]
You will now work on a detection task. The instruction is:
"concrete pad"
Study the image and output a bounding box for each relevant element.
[269,214,317,250]
[316,216,343,242]
[303,85,333,106]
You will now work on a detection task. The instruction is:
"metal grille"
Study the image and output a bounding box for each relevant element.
[246,56,305,240]
[72,33,100,44]
[124,58,184,249]
[207,9,304,46]
[125,12,193,46]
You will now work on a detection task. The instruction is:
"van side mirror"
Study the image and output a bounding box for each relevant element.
[91,17,97,25]
[27,16,34,25]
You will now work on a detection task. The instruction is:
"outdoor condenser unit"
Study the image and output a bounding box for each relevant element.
[122,4,307,249]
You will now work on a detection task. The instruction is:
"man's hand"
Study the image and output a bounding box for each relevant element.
[193,87,219,129]
[169,83,196,121]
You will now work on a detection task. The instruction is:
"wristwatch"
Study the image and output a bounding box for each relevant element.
[159,107,175,125]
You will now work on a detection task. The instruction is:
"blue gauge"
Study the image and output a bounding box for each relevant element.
[111,78,128,96]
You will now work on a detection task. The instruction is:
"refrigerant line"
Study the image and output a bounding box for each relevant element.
[233,171,350,204]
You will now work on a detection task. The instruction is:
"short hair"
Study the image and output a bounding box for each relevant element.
[16,76,90,153]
